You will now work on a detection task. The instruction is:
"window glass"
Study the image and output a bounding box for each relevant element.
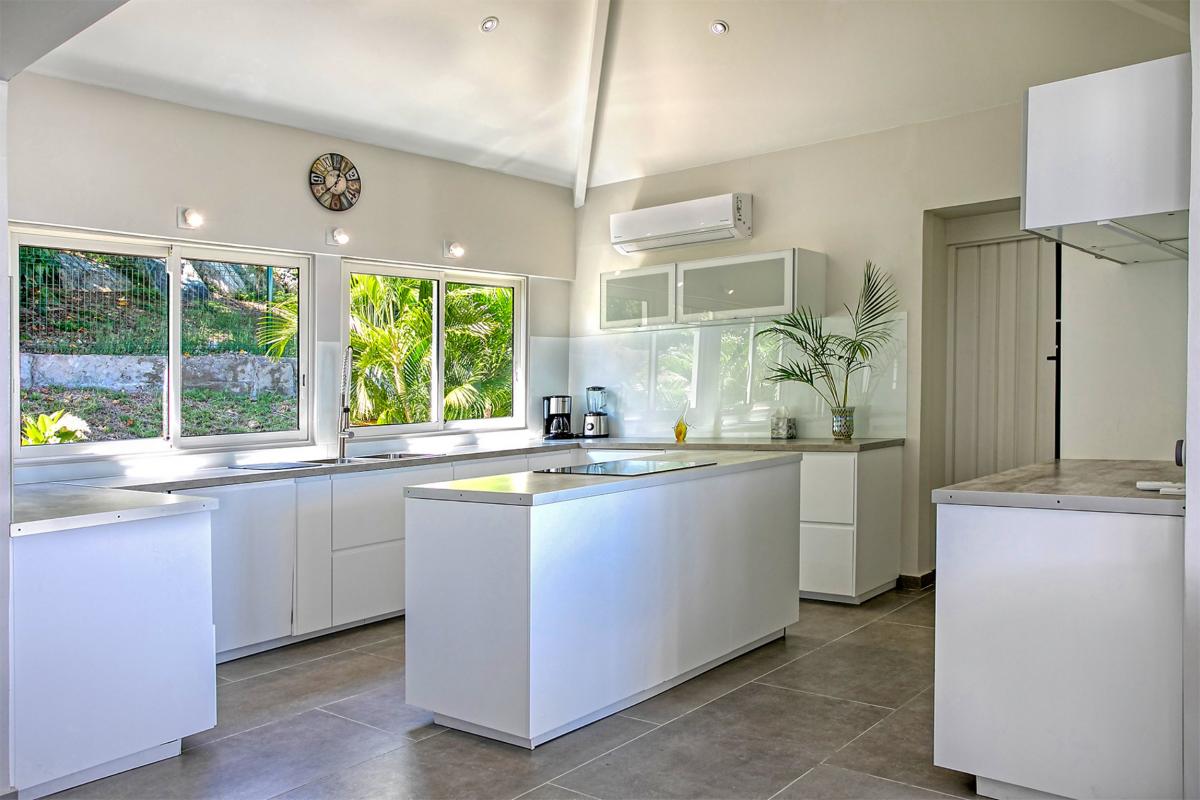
[18,245,168,446]
[444,282,514,421]
[348,272,435,426]
[179,258,301,437]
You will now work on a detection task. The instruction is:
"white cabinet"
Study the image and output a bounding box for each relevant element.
[294,476,333,636]
[526,450,578,470]
[329,465,453,626]
[677,250,794,322]
[11,512,216,796]
[452,455,529,479]
[600,263,676,329]
[178,481,297,654]
[333,541,406,627]
[796,447,902,603]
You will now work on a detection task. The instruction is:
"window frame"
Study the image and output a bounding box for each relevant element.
[11,227,314,461]
[172,243,312,450]
[340,258,526,438]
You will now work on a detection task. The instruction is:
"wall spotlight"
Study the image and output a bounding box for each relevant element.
[327,227,351,246]
[443,240,466,259]
[177,206,205,229]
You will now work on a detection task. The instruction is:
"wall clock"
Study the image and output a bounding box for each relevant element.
[308,153,361,211]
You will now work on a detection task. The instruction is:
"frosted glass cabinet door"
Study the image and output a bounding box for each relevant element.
[677,250,794,322]
[600,263,676,329]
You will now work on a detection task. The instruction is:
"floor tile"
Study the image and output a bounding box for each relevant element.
[826,690,978,798]
[788,592,916,643]
[757,622,933,708]
[775,765,948,799]
[883,593,935,628]
[187,650,405,749]
[321,674,444,740]
[278,714,655,800]
[621,632,826,724]
[216,617,405,683]
[518,783,600,800]
[357,635,405,663]
[56,709,404,800]
[558,683,887,800]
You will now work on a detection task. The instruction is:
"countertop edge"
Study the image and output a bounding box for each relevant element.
[11,486,219,536]
[931,488,1185,517]
[404,452,804,506]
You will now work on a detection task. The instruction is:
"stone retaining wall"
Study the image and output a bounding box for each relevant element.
[21,353,298,396]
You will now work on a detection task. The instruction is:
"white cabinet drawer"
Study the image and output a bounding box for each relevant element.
[799,523,855,597]
[526,450,578,470]
[799,452,857,524]
[332,540,405,626]
[294,476,333,636]
[452,455,529,479]
[332,465,452,550]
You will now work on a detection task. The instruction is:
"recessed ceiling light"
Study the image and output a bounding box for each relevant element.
[480,16,499,33]
[710,19,729,35]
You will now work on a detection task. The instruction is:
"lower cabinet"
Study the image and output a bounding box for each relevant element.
[332,540,406,626]
[177,480,297,654]
[328,465,453,626]
[797,447,903,603]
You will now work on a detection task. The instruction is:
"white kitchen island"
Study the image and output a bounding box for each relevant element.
[404,450,802,748]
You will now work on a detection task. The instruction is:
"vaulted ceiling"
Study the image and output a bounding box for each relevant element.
[28,0,1189,195]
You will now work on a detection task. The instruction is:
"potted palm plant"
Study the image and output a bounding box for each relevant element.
[756,261,898,440]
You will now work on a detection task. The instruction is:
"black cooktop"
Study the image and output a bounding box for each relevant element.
[534,459,716,477]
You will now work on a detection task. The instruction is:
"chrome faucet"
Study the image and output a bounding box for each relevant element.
[338,346,355,461]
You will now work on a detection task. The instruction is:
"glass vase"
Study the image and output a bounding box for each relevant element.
[831,406,856,441]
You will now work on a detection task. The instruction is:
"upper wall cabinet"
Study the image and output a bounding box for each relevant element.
[600,249,826,330]
[677,250,794,322]
[600,263,676,329]
[1022,54,1190,264]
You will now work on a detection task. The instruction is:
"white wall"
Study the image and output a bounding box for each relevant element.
[6,73,575,280]
[0,75,13,792]
[1061,248,1187,460]
[573,103,1024,576]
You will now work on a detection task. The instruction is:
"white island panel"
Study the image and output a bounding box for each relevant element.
[406,455,800,747]
[935,503,1182,799]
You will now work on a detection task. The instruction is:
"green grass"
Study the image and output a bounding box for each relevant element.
[20,386,299,443]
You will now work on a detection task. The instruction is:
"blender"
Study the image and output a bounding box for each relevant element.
[582,386,610,438]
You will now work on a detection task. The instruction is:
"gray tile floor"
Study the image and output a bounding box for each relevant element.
[55,587,975,800]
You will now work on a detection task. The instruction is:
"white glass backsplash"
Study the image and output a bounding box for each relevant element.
[568,313,907,439]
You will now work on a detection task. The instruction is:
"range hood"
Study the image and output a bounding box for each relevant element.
[1022,54,1190,265]
[1028,211,1189,265]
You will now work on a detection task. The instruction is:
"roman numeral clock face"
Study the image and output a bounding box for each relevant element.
[308,152,361,211]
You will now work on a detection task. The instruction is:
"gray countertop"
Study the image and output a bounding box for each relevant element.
[932,459,1185,516]
[405,450,804,506]
[12,483,218,536]
[595,437,904,453]
[14,434,899,532]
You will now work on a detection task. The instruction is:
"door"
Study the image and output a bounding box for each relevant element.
[946,235,1057,483]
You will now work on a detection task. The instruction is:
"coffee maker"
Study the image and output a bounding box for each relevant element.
[542,395,574,440]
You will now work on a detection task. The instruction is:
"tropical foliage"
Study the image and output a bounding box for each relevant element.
[21,409,91,445]
[756,261,899,409]
[259,274,515,427]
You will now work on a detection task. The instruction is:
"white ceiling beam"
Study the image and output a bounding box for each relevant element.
[573,0,611,209]
[1108,0,1189,33]
[0,0,129,79]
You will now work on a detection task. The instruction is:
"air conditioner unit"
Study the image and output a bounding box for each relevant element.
[610,193,752,254]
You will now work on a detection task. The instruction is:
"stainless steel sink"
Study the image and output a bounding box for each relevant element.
[302,457,373,465]
[359,452,436,460]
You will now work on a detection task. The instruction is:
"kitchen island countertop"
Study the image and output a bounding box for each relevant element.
[932,459,1184,516]
[405,450,803,506]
